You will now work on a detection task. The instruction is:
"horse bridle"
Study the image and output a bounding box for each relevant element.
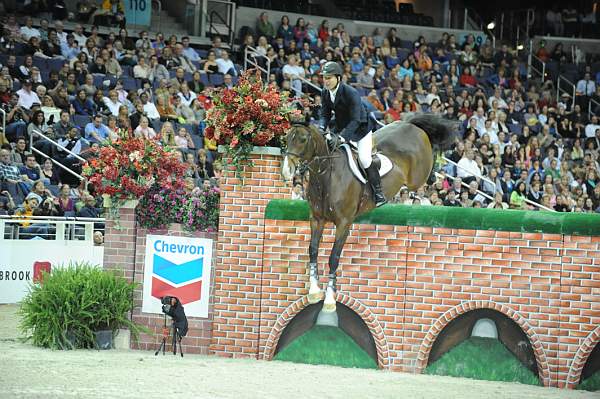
[285,124,340,178]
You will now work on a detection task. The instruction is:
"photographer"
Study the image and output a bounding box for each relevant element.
[162,296,188,338]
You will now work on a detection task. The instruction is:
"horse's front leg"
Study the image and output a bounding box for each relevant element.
[307,217,325,304]
[322,221,351,313]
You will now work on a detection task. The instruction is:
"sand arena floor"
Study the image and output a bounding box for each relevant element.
[0,304,597,399]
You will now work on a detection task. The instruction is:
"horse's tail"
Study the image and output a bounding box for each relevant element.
[405,113,458,153]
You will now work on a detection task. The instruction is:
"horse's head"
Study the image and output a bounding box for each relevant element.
[281,123,322,181]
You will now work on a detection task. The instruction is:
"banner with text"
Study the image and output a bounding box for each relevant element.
[142,235,213,318]
[0,241,104,303]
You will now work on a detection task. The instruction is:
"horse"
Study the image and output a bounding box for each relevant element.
[281,114,456,312]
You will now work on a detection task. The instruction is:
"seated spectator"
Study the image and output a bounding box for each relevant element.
[19,154,41,193]
[133,116,157,140]
[10,138,31,166]
[14,193,50,238]
[17,80,40,110]
[488,192,509,209]
[177,83,196,108]
[148,54,170,83]
[102,90,123,117]
[56,184,75,217]
[140,92,161,122]
[174,127,194,153]
[40,159,59,186]
[77,194,100,218]
[216,50,237,76]
[85,114,110,143]
[510,181,528,209]
[133,55,151,79]
[443,189,461,207]
[0,148,25,202]
[181,36,201,62]
[72,89,95,116]
[456,149,481,184]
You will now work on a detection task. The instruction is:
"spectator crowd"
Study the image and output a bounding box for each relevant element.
[1,5,600,242]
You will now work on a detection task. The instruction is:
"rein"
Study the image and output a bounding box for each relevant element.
[285,126,341,180]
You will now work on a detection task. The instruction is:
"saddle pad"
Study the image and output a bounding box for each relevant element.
[340,144,393,185]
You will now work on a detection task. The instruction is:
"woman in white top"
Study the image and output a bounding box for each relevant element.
[102,90,123,117]
[133,56,151,79]
[133,116,157,140]
[177,83,196,107]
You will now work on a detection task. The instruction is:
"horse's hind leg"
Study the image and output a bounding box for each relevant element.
[323,222,351,313]
[307,218,325,304]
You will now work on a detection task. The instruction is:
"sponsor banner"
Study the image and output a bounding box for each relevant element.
[142,235,213,318]
[0,241,104,303]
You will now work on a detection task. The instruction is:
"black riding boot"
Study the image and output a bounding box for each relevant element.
[365,164,387,207]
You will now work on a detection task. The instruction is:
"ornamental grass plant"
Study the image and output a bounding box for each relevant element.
[19,263,146,350]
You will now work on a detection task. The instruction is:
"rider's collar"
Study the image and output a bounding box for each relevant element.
[328,82,340,101]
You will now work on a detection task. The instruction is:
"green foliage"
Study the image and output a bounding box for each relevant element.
[425,336,541,385]
[578,370,600,391]
[273,326,378,369]
[19,262,145,349]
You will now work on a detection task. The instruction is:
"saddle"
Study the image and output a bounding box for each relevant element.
[339,143,393,185]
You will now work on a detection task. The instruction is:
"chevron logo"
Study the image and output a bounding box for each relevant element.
[150,254,204,304]
[152,254,203,284]
[143,235,213,317]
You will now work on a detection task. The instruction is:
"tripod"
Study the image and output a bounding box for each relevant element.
[154,313,184,357]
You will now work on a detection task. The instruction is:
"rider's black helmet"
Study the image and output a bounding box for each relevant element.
[320,61,343,77]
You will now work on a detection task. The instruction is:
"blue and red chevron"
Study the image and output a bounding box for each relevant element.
[150,254,203,304]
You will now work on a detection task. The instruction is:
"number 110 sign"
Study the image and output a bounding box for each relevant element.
[125,0,151,27]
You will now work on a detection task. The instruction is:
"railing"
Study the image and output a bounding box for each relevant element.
[434,171,494,203]
[0,108,5,139]
[207,0,236,48]
[297,74,321,95]
[590,98,600,117]
[442,156,555,212]
[0,215,104,242]
[556,75,577,110]
[528,40,546,80]
[29,128,85,182]
[243,45,270,81]
[497,8,535,49]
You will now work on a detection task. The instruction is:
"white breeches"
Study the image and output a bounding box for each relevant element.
[351,131,373,168]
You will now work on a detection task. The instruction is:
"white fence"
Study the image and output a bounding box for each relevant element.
[0,216,105,303]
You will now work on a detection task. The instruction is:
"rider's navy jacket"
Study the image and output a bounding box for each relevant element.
[319,82,369,142]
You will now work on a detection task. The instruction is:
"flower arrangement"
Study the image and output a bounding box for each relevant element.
[82,131,187,219]
[204,70,302,179]
[136,186,220,232]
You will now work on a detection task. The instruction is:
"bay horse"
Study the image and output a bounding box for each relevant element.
[282,114,456,312]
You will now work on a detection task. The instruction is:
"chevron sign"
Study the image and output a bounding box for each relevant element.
[142,235,213,318]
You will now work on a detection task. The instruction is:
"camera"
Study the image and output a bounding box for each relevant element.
[160,295,176,315]
[159,296,188,337]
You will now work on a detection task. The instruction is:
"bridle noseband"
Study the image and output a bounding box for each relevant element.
[284,124,341,180]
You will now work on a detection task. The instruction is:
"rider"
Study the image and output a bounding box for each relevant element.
[318,61,387,207]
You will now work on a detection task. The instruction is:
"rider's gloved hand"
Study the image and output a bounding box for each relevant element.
[327,134,345,151]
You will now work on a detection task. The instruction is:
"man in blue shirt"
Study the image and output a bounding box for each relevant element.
[181,36,201,62]
[84,114,109,144]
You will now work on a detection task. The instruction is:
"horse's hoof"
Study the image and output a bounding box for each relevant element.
[307,291,324,304]
[321,301,337,313]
